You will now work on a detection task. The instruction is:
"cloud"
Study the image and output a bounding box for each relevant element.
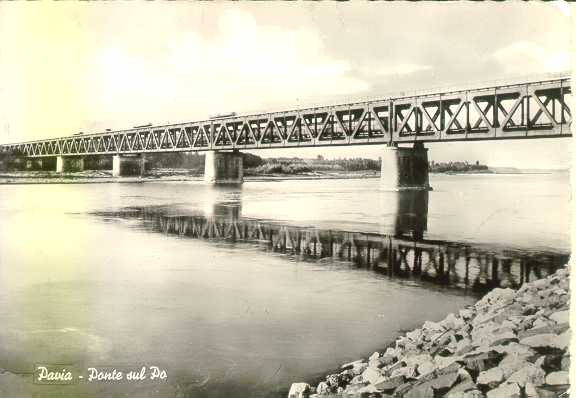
[491,41,570,75]
[87,9,370,127]
[370,63,433,77]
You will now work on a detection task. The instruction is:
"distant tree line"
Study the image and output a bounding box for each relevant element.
[0,149,488,175]
[429,160,489,173]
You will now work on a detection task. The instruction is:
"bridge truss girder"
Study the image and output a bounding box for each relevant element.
[1,78,571,158]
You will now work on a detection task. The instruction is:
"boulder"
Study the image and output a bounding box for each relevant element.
[422,321,444,333]
[554,329,570,350]
[491,342,535,357]
[407,328,424,342]
[486,382,521,398]
[487,330,518,347]
[545,370,569,386]
[429,370,460,390]
[459,308,475,321]
[476,366,504,388]
[368,352,381,362]
[519,333,564,350]
[417,361,436,377]
[531,317,554,330]
[434,355,462,370]
[315,381,330,395]
[524,382,538,398]
[373,375,404,392]
[506,363,545,387]
[445,381,482,397]
[340,382,367,395]
[460,350,503,373]
[349,375,363,385]
[404,353,433,368]
[380,354,395,366]
[441,313,465,330]
[499,358,532,379]
[390,365,416,380]
[355,383,380,394]
[288,383,310,398]
[404,383,434,398]
[350,361,368,376]
[361,367,382,385]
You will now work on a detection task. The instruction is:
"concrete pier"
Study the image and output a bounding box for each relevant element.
[204,151,243,185]
[380,143,431,191]
[56,156,84,173]
[112,154,146,177]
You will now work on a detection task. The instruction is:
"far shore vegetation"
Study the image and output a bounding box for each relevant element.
[0,151,492,176]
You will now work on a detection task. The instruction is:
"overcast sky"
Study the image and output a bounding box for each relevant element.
[0,2,572,168]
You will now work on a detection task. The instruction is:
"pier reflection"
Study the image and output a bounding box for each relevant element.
[93,190,567,293]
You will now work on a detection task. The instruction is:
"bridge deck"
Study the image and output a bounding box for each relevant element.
[1,77,571,158]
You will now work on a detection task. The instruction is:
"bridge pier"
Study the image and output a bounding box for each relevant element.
[112,154,146,177]
[380,143,431,191]
[204,151,243,185]
[56,156,84,173]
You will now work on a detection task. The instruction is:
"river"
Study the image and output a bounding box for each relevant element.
[0,172,569,397]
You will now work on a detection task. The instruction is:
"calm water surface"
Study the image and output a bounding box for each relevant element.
[0,173,569,397]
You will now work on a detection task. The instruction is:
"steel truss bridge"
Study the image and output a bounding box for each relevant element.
[95,207,567,292]
[1,76,571,158]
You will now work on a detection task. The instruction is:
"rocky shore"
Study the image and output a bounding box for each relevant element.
[288,266,571,398]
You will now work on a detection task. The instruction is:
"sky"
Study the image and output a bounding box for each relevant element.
[0,2,572,168]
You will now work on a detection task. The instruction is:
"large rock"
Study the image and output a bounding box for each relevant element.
[518,323,570,340]
[404,353,433,368]
[476,366,504,388]
[417,361,436,377]
[519,333,565,350]
[404,383,434,398]
[390,365,416,379]
[440,313,465,330]
[368,351,381,362]
[460,350,503,372]
[506,363,545,387]
[373,375,404,392]
[459,308,475,321]
[407,328,424,342]
[524,382,539,398]
[288,383,310,398]
[423,320,444,333]
[447,388,483,398]
[487,330,518,347]
[454,338,474,356]
[545,370,569,385]
[486,382,521,398]
[315,381,330,394]
[499,358,532,379]
[347,361,368,376]
[360,367,382,385]
[554,329,571,350]
[430,370,460,390]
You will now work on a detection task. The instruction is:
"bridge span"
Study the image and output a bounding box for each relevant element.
[1,76,571,189]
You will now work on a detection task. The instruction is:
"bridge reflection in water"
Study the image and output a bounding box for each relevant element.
[93,191,567,294]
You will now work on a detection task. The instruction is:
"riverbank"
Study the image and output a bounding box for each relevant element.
[288,266,570,398]
[0,169,380,184]
[0,168,552,185]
